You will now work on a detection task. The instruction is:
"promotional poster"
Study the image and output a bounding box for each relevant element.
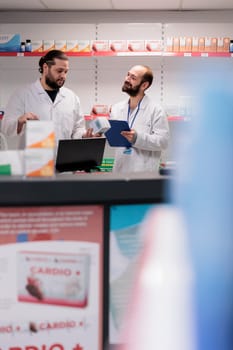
[109,204,156,345]
[0,205,104,350]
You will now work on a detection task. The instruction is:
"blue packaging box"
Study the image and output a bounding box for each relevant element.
[0,34,21,52]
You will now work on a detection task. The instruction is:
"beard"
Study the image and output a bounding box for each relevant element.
[122,81,142,97]
[45,73,65,90]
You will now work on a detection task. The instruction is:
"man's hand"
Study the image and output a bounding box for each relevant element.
[83,127,102,138]
[17,112,39,134]
[121,129,137,144]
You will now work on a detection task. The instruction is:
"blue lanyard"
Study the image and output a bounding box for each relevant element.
[127,98,143,128]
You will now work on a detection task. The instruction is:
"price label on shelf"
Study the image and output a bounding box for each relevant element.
[184,52,192,57]
[201,53,209,57]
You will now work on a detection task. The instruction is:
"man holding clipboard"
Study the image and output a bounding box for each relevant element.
[109,65,170,174]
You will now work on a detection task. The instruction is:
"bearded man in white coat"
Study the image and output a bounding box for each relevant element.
[110,65,169,174]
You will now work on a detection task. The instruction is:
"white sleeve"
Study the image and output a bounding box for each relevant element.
[1,89,25,137]
[134,106,170,151]
[70,94,87,139]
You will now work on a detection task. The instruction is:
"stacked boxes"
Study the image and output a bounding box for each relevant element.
[24,121,55,177]
[165,36,230,53]
[31,40,91,53]
[1,36,230,54]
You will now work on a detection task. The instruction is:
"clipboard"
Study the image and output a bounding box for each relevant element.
[105,120,131,147]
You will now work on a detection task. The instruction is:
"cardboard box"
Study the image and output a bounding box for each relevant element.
[91,104,109,115]
[92,40,109,52]
[55,40,67,52]
[127,40,145,51]
[24,148,55,177]
[26,121,55,149]
[173,37,180,52]
[77,40,91,52]
[90,117,110,134]
[198,37,205,52]
[217,37,230,52]
[0,34,21,52]
[145,40,163,52]
[31,40,43,52]
[165,37,173,52]
[186,37,192,52]
[179,37,186,52]
[43,40,55,52]
[110,40,128,52]
[0,150,24,175]
[66,40,78,52]
[192,37,199,52]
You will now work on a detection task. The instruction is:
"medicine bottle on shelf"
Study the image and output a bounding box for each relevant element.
[20,42,26,52]
[25,39,32,52]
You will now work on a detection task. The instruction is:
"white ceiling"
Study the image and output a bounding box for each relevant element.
[0,0,233,11]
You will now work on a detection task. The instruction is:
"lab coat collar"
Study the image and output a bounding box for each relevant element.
[34,79,66,98]
[123,94,148,112]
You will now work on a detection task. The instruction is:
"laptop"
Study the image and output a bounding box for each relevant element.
[55,137,106,172]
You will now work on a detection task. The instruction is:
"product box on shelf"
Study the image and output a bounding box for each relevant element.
[66,40,79,52]
[217,37,230,52]
[173,37,180,52]
[55,40,67,51]
[31,40,43,52]
[92,40,110,52]
[145,40,163,52]
[165,37,173,51]
[192,37,199,52]
[198,37,205,52]
[0,34,21,52]
[179,37,192,52]
[205,37,217,52]
[43,40,55,52]
[77,40,91,52]
[109,40,128,52]
[127,40,145,51]
[91,104,109,116]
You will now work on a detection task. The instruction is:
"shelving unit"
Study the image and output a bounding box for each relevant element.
[0,51,232,57]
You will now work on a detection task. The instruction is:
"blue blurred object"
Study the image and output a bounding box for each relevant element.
[169,72,233,350]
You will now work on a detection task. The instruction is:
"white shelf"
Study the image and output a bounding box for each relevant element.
[0,51,232,58]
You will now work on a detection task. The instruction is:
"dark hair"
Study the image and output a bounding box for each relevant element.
[141,65,153,88]
[38,49,68,73]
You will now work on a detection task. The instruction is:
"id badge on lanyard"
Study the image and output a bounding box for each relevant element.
[123,98,142,155]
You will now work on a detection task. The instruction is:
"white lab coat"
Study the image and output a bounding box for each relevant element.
[110,95,169,173]
[1,79,86,149]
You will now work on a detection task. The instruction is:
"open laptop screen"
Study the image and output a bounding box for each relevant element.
[55,137,106,172]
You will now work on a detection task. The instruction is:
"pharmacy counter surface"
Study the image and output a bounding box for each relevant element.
[0,172,170,205]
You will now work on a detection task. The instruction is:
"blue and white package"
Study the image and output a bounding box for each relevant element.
[0,34,21,52]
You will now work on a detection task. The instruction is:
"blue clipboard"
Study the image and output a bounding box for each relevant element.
[105,120,131,147]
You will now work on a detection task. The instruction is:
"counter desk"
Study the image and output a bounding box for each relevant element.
[0,171,170,205]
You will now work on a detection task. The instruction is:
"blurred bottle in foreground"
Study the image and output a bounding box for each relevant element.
[117,67,233,350]
[170,72,233,350]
